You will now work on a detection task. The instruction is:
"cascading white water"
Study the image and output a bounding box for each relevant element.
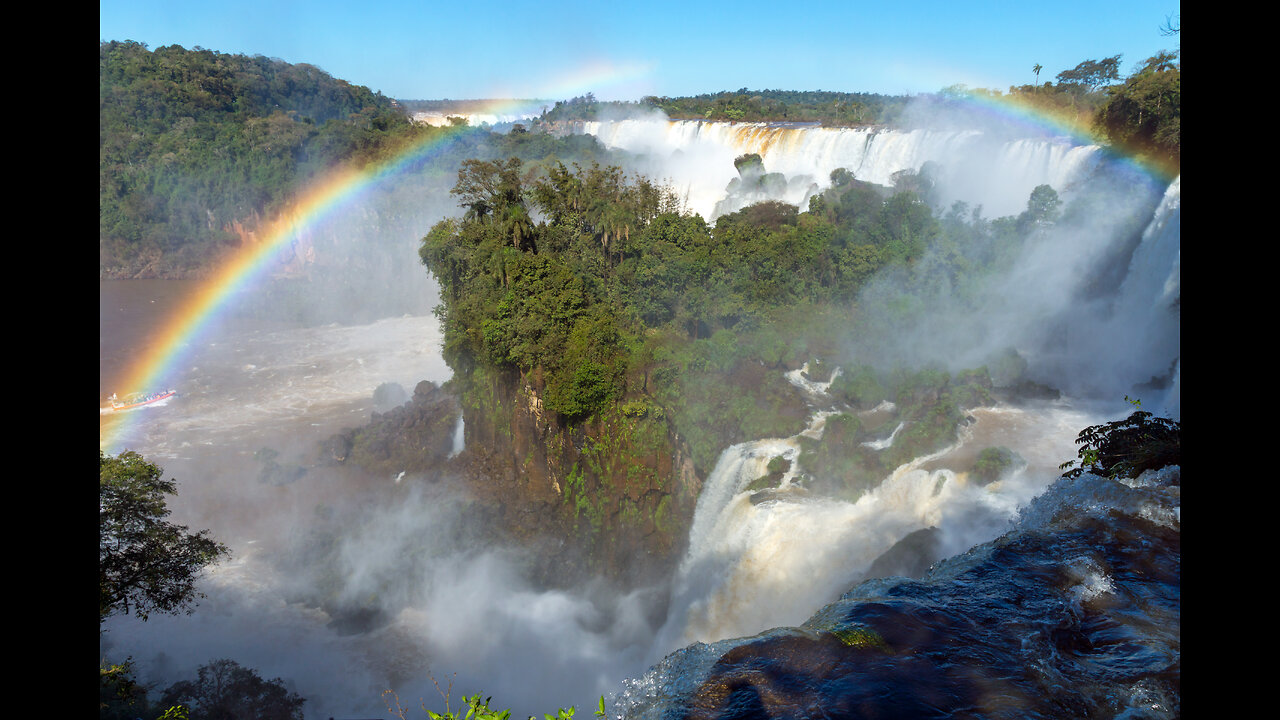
[861,421,905,450]
[582,118,1102,220]
[656,395,1095,653]
[449,412,465,457]
[1084,176,1181,418]
[783,362,842,397]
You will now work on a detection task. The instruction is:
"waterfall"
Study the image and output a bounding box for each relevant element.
[861,421,904,450]
[654,398,1095,658]
[1108,176,1181,419]
[581,118,1102,220]
[586,116,1182,683]
[652,346,1106,657]
[1015,174,1181,408]
[448,412,465,457]
[783,362,842,398]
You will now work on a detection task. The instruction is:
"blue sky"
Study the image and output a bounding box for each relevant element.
[100,1,1179,102]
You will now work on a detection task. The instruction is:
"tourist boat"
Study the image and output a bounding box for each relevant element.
[109,389,176,411]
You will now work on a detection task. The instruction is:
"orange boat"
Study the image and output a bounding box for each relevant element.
[109,389,176,411]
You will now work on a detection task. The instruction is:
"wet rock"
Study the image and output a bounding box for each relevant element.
[864,526,942,580]
[372,381,409,411]
[320,380,461,475]
[996,379,1062,403]
[748,485,808,506]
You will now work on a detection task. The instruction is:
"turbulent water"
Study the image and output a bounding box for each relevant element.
[100,115,1179,719]
[614,466,1180,719]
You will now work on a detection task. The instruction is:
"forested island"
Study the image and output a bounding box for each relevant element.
[102,38,1180,720]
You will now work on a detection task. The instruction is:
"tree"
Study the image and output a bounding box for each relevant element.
[1059,406,1180,479]
[101,658,156,719]
[1055,55,1123,92]
[1023,184,1062,225]
[1033,63,1043,85]
[100,450,230,622]
[450,158,527,224]
[159,659,305,720]
[1094,51,1180,168]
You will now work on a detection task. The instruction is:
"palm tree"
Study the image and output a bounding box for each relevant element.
[1033,63,1043,88]
[503,203,535,252]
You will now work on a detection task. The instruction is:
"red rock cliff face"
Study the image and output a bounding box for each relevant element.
[457,366,702,590]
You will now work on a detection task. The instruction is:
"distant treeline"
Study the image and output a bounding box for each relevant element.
[536,90,910,126]
[643,89,911,125]
[958,52,1180,170]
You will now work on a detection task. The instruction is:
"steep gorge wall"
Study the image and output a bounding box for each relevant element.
[328,366,704,591]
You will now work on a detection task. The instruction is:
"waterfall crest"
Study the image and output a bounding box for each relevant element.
[581,118,1102,220]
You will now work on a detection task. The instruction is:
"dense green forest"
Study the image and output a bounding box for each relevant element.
[99,41,630,280]
[101,40,414,277]
[979,51,1179,170]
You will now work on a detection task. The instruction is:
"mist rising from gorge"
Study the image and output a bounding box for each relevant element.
[850,167,1179,416]
[102,103,1179,719]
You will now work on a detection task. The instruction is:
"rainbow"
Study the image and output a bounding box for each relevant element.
[946,89,1178,183]
[100,122,480,452]
[99,68,657,452]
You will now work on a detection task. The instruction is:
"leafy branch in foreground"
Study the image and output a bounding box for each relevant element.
[384,675,608,720]
[100,450,231,622]
[1059,402,1180,479]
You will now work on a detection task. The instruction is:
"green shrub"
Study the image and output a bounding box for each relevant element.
[972,446,1021,485]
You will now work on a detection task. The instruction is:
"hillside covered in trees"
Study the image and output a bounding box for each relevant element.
[100,40,416,277]
[100,41,633,281]
[960,51,1180,170]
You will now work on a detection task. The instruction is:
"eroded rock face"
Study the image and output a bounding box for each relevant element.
[455,368,704,589]
[322,380,460,475]
[863,526,942,580]
[321,368,704,591]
